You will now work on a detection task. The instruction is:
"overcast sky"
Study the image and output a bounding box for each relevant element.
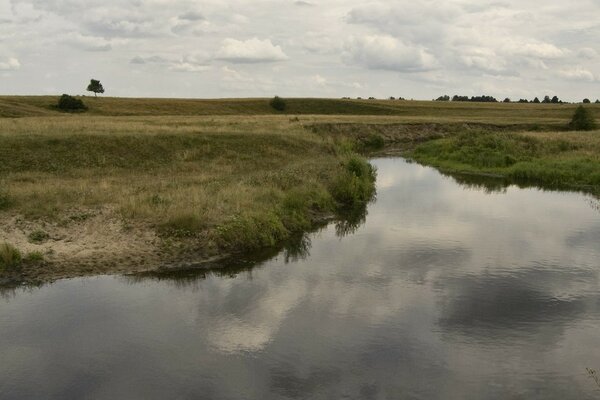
[1,0,599,101]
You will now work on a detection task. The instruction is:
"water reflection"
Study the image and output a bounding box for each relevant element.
[1,158,600,399]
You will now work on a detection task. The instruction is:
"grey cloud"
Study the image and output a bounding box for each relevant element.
[342,35,437,72]
[178,11,205,21]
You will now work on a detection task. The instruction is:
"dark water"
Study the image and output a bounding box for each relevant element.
[2,158,600,399]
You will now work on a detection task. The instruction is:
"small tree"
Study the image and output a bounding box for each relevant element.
[503,98,511,103]
[533,97,541,104]
[542,95,551,104]
[551,96,560,104]
[269,96,286,111]
[87,79,105,97]
[596,99,600,104]
[583,98,591,104]
[569,105,596,131]
[57,94,87,112]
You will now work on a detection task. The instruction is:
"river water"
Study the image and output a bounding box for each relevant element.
[1,158,600,399]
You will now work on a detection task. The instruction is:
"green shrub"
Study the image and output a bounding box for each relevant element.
[330,156,377,207]
[28,230,50,244]
[270,96,286,112]
[57,94,87,112]
[0,242,22,271]
[569,106,596,131]
[362,134,385,150]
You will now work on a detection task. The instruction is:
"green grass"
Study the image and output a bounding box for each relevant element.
[410,130,600,192]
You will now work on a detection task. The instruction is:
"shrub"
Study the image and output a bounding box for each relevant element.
[57,94,87,112]
[330,156,377,207]
[362,134,385,150]
[0,242,21,271]
[583,99,591,104]
[269,96,286,111]
[569,106,597,131]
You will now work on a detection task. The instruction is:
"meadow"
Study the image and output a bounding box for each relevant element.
[0,96,599,284]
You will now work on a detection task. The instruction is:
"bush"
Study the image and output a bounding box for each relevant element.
[269,96,286,111]
[330,156,377,207]
[569,106,597,131]
[583,99,591,104]
[0,242,21,271]
[57,94,87,112]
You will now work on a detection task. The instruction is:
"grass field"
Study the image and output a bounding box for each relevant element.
[2,95,599,125]
[0,96,599,285]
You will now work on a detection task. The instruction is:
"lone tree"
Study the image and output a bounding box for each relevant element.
[569,105,596,131]
[87,79,105,97]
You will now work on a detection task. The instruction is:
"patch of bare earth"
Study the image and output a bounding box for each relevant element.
[0,208,168,284]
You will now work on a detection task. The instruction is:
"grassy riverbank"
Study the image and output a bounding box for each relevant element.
[409,130,600,194]
[1,96,600,285]
[0,114,375,284]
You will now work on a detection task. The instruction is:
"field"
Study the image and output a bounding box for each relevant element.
[1,96,599,285]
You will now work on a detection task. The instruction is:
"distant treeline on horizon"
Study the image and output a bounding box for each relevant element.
[434,94,600,104]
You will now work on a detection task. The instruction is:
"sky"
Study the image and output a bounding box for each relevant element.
[0,0,599,101]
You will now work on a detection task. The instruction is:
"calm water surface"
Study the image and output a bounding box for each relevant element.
[2,158,600,399]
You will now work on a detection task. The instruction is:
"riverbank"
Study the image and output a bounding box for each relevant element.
[1,97,600,286]
[0,115,376,286]
[409,129,600,195]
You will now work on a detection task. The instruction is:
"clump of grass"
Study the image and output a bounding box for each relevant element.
[217,212,288,252]
[569,106,596,131]
[23,251,44,263]
[0,242,22,271]
[28,230,50,244]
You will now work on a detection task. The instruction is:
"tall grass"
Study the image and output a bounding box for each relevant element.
[0,243,21,271]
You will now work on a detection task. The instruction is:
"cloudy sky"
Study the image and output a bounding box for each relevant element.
[1,0,599,100]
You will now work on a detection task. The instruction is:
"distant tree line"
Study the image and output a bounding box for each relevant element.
[435,94,599,104]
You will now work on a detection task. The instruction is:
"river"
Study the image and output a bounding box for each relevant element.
[1,158,600,399]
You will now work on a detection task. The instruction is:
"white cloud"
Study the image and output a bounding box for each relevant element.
[216,38,289,64]
[2,0,600,99]
[61,33,112,51]
[343,35,437,72]
[0,57,20,71]
[558,67,596,82]
[504,40,566,59]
